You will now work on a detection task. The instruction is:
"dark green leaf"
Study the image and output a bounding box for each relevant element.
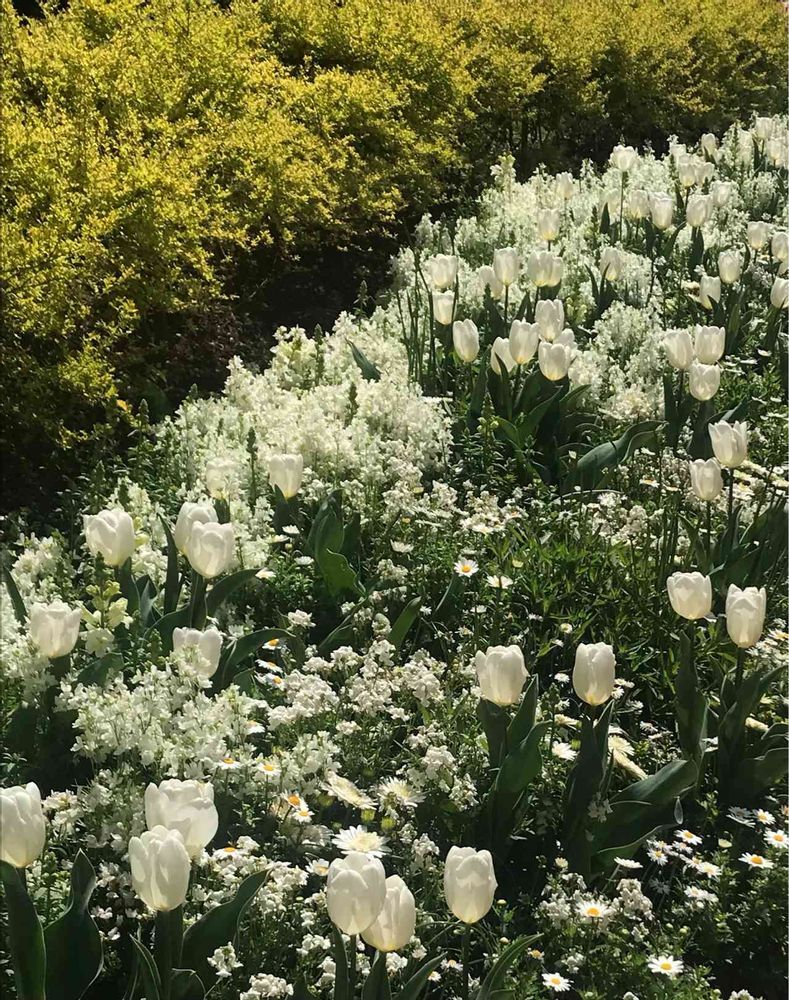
[389,597,422,651]
[0,861,46,1000]
[130,937,161,1000]
[205,569,259,617]
[349,341,381,381]
[44,850,103,1000]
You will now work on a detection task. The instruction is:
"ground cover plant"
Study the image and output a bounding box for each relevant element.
[1,115,787,1000]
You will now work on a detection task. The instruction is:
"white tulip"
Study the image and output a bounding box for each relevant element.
[710,180,733,208]
[600,247,623,281]
[185,521,235,579]
[677,154,698,188]
[694,161,715,186]
[766,136,788,168]
[427,254,458,291]
[698,276,721,310]
[172,627,223,679]
[493,248,520,288]
[667,572,712,620]
[526,251,563,288]
[610,144,637,173]
[770,276,789,310]
[0,783,46,868]
[361,875,416,952]
[771,231,788,264]
[599,188,620,219]
[688,458,723,501]
[84,509,136,567]
[432,291,455,326]
[753,116,774,141]
[474,644,527,707]
[444,846,497,924]
[572,642,616,706]
[693,325,725,364]
[725,585,767,649]
[625,188,649,220]
[534,299,565,342]
[649,193,674,230]
[686,194,711,229]
[144,779,218,858]
[508,320,539,365]
[129,826,191,912]
[717,251,741,285]
[663,330,694,371]
[269,453,304,499]
[537,208,561,243]
[688,362,721,401]
[453,320,480,363]
[700,133,718,157]
[205,456,237,498]
[174,502,218,555]
[670,142,687,163]
[709,420,748,468]
[326,852,386,935]
[735,129,754,164]
[538,340,573,381]
[29,600,81,658]
[477,265,504,300]
[746,221,769,250]
[555,172,575,200]
[490,338,517,376]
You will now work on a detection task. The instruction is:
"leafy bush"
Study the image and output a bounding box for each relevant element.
[1,0,785,507]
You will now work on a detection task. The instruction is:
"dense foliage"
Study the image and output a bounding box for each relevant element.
[1,116,787,1000]
[2,0,786,506]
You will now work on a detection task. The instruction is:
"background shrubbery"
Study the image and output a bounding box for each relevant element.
[2,0,785,508]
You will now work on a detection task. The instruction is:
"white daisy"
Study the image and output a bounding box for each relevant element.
[739,852,774,869]
[765,829,788,849]
[728,806,755,827]
[378,777,425,809]
[454,559,479,577]
[552,742,577,761]
[754,808,775,826]
[576,900,610,920]
[648,956,683,978]
[332,825,389,857]
[324,773,375,810]
[614,857,643,870]
[542,972,572,992]
[675,829,702,846]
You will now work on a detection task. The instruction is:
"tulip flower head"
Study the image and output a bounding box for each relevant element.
[698,276,721,310]
[433,291,455,326]
[688,362,721,401]
[490,338,517,375]
[174,501,218,554]
[717,251,741,285]
[326,851,386,935]
[688,458,723,502]
[427,253,458,291]
[474,644,528,706]
[269,453,304,499]
[185,521,235,579]
[572,642,616,706]
[663,330,694,371]
[667,572,712,620]
[144,779,219,858]
[84,509,136,567]
[493,248,520,288]
[29,600,81,659]
[725,585,767,649]
[709,420,748,468]
[129,826,191,912]
[527,251,563,288]
[444,846,497,924]
[534,299,565,342]
[0,783,46,868]
[508,320,539,365]
[453,319,480,363]
[172,627,223,679]
[361,875,416,952]
[693,325,725,364]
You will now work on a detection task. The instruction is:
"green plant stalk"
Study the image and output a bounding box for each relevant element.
[348,934,357,997]
[461,923,471,1000]
[734,646,746,688]
[154,906,182,1000]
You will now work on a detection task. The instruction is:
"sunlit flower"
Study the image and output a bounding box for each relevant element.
[454,559,479,577]
[739,853,774,869]
[324,774,375,811]
[333,826,389,858]
[542,972,572,992]
[648,956,683,978]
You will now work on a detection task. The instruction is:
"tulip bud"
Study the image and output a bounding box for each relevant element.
[694,162,714,186]
[474,645,527,707]
[478,265,504,300]
[144,780,219,858]
[205,456,237,498]
[453,320,480,363]
[129,826,191,912]
[771,231,788,264]
[667,572,712,620]
[599,188,620,219]
[490,338,517,375]
[670,142,687,163]
[427,254,458,291]
[326,852,386,935]
[361,875,416,952]
[735,129,754,165]
[172,627,223,679]
[676,154,698,188]
[746,221,769,250]
[698,276,721,310]
[572,642,616,706]
[649,193,674,230]
[534,299,565,343]
[185,521,235,579]
[29,601,81,659]
[600,247,623,282]
[610,144,637,173]
[174,502,218,555]
[555,172,574,200]
[766,136,788,168]
[688,361,720,401]
[84,509,136,567]
[770,276,789,310]
[0,783,46,868]
[686,194,711,229]
[493,248,520,288]
[693,325,725,364]
[538,340,573,381]
[527,251,563,288]
[663,330,694,371]
[625,189,649,220]
[269,453,303,499]
[717,251,741,285]
[537,208,561,243]
[709,419,747,468]
[688,458,723,502]
[725,585,767,649]
[753,116,774,141]
[444,846,497,924]
[432,291,455,326]
[710,181,733,209]
[508,320,539,365]
[700,133,717,157]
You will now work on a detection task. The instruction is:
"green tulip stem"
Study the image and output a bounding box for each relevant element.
[461,923,471,1000]
[705,502,712,561]
[727,470,735,520]
[188,571,207,629]
[735,647,746,688]
[348,934,357,996]
[154,906,182,1000]
[504,286,509,327]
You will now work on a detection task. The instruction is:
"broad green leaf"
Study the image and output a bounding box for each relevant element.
[171,969,206,1000]
[349,341,381,381]
[0,861,46,1000]
[389,597,422,651]
[332,927,349,1000]
[44,850,103,1000]
[115,558,140,615]
[362,951,391,1000]
[1,560,27,623]
[507,676,538,749]
[478,935,540,1000]
[130,936,161,1000]
[393,956,444,1000]
[221,628,304,679]
[160,516,181,615]
[205,569,259,617]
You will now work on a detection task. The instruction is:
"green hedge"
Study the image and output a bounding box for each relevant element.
[1,0,785,507]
